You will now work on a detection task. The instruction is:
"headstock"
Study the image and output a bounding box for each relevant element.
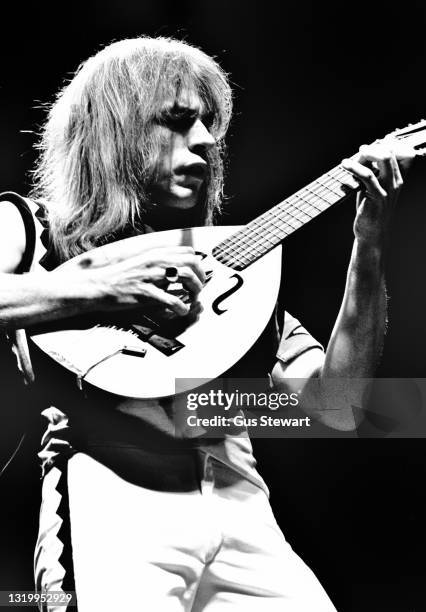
[388,119,426,157]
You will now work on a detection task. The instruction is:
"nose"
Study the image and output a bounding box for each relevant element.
[187,118,215,153]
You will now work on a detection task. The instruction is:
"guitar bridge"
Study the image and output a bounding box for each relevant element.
[122,346,147,358]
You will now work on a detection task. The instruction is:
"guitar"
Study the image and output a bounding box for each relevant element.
[30,121,426,399]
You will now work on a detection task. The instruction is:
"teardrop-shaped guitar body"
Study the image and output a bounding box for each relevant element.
[30,226,282,398]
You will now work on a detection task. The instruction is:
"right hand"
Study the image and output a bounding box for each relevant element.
[84,246,205,317]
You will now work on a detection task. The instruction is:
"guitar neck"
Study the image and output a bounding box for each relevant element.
[212,161,362,271]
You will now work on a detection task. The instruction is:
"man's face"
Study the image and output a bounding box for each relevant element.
[149,91,216,210]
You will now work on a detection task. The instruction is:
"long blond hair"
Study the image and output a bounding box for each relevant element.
[31,37,233,261]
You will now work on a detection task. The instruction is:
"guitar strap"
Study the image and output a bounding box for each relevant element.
[0,191,48,474]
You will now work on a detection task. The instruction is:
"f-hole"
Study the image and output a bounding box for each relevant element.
[212,274,244,315]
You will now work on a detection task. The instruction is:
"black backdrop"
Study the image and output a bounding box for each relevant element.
[1,1,426,610]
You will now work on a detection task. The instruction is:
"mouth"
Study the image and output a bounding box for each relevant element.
[177,163,208,182]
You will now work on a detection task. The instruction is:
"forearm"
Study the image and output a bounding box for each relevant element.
[0,271,103,330]
[274,139,410,430]
[324,238,386,377]
[315,239,387,429]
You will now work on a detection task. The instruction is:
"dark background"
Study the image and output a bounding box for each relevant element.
[1,1,426,610]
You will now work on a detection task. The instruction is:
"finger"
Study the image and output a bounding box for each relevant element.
[138,266,173,284]
[357,139,414,176]
[185,300,203,323]
[143,284,190,316]
[373,155,400,192]
[388,153,403,190]
[177,266,204,295]
[125,249,206,285]
[155,254,206,283]
[382,136,416,171]
[135,246,196,267]
[356,143,392,165]
[341,158,387,199]
[180,255,205,283]
[357,144,403,190]
[138,263,204,294]
[189,300,203,315]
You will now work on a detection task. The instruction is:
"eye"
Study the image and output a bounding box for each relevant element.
[202,111,215,131]
[159,108,197,131]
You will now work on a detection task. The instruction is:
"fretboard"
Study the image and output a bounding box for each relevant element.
[212,163,360,270]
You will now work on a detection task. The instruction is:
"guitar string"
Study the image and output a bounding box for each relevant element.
[215,165,355,256]
[215,184,350,265]
[219,189,354,266]
[227,165,357,246]
[216,125,426,264]
[216,184,354,265]
[214,166,359,266]
[214,178,337,261]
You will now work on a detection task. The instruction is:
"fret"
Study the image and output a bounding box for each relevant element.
[265,210,301,231]
[315,175,342,197]
[212,162,362,269]
[293,192,324,213]
[285,206,315,222]
[253,225,293,246]
[216,120,426,268]
[317,177,342,203]
[262,219,294,240]
[305,184,336,205]
[269,195,318,228]
[330,167,359,190]
[253,232,278,247]
[278,199,320,225]
[244,222,277,244]
[250,214,298,237]
[287,207,317,224]
[219,233,275,259]
[275,201,312,226]
[233,236,277,260]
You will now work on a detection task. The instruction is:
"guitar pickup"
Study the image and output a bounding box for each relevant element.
[147,334,184,356]
[131,323,185,356]
[131,322,157,340]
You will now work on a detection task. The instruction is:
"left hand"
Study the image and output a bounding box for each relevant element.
[341,138,415,247]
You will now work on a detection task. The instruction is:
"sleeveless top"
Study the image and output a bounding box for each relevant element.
[0,192,323,493]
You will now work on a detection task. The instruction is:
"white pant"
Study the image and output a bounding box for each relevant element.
[36,451,336,611]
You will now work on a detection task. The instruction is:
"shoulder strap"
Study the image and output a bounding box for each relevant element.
[0,192,44,384]
[0,191,37,273]
[0,193,40,476]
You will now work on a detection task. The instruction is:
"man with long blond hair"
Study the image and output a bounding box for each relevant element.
[0,36,411,610]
